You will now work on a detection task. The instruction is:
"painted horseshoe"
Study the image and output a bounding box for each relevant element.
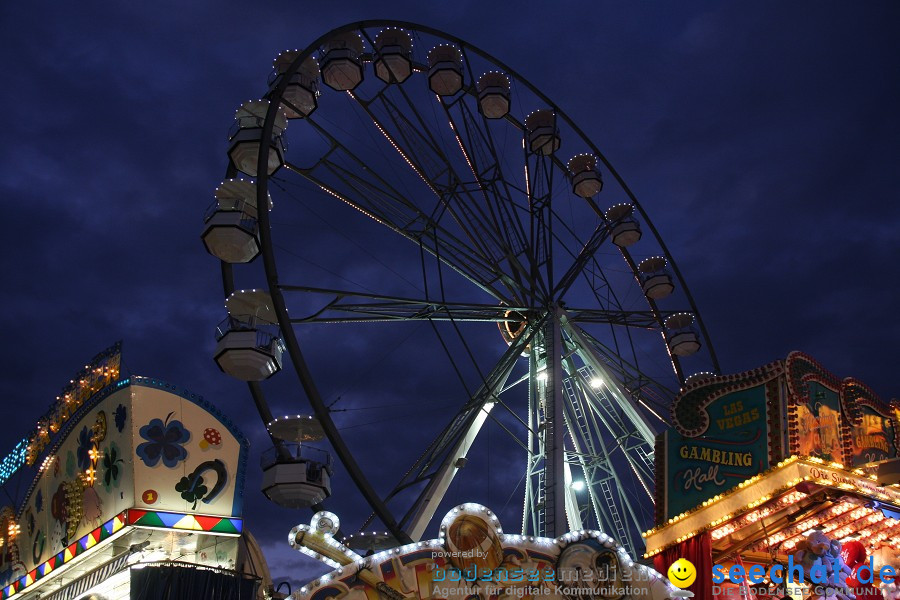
[186,459,228,504]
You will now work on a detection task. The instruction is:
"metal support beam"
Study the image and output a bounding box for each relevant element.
[560,314,657,446]
[541,308,567,537]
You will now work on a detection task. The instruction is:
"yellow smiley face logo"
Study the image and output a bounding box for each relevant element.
[667,558,697,588]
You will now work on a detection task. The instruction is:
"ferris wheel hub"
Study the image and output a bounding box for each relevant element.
[498,309,534,355]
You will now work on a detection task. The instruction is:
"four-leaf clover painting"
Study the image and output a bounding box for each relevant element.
[114,403,127,433]
[136,413,191,468]
[59,408,230,511]
[102,442,124,491]
[76,426,93,471]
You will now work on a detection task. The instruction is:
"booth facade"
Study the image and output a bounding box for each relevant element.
[0,344,260,600]
[646,351,900,599]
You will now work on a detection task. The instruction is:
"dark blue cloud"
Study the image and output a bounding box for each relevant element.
[0,0,897,591]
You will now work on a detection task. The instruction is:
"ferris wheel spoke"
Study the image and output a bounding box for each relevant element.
[550,223,612,299]
[435,92,537,301]
[561,314,658,444]
[565,307,677,328]
[375,320,542,540]
[355,87,493,238]
[292,114,505,281]
[571,324,677,413]
[558,386,639,554]
[347,86,534,303]
[564,360,655,494]
[572,251,659,392]
[389,82,523,256]
[522,150,555,297]
[555,363,654,555]
[285,156,513,303]
[279,284,525,323]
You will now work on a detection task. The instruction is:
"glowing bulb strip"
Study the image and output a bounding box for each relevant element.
[294,503,670,599]
[644,456,900,558]
[1,511,127,599]
[0,439,28,486]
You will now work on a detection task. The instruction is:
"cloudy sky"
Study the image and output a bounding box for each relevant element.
[1,0,897,591]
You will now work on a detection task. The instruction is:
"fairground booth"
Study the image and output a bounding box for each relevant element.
[645,351,900,599]
[0,344,270,600]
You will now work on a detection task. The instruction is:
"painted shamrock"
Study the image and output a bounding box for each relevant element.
[174,460,227,510]
[175,475,208,510]
[102,442,124,491]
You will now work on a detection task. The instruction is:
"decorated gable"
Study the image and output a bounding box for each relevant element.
[130,381,246,518]
[842,377,899,467]
[785,352,900,469]
[785,352,847,463]
[1,375,248,585]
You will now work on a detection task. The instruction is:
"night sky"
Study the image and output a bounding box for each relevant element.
[1,1,898,592]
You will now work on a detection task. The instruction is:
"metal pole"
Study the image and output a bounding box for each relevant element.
[542,306,567,537]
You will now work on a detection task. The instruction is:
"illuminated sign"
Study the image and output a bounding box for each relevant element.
[795,381,842,462]
[843,378,900,468]
[663,383,771,519]
[800,461,900,505]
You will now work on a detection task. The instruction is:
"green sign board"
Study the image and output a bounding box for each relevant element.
[851,405,897,466]
[665,384,770,519]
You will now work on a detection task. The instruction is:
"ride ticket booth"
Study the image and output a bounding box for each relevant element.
[644,351,900,600]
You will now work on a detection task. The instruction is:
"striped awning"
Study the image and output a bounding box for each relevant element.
[41,551,132,600]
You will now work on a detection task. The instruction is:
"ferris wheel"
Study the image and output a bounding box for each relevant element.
[202,21,719,557]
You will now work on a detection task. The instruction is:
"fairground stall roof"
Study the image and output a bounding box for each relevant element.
[645,351,900,562]
[0,343,251,600]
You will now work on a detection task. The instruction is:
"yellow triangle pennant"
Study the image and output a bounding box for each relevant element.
[173,514,202,531]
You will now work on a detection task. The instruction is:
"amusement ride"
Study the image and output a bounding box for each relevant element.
[202,20,720,559]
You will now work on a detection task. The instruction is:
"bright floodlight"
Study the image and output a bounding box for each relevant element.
[571,480,586,492]
[589,377,602,389]
[536,370,548,383]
